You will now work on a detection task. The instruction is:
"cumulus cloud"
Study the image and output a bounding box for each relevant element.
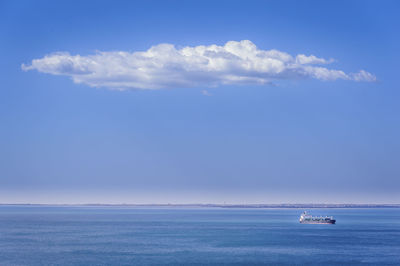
[22,40,376,90]
[296,54,333,65]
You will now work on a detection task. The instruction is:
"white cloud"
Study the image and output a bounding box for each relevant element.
[350,70,377,82]
[296,54,333,65]
[22,40,376,90]
[201,90,212,96]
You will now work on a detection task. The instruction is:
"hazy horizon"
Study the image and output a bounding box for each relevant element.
[1,189,399,205]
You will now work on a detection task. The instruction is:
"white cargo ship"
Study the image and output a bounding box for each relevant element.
[299,211,336,224]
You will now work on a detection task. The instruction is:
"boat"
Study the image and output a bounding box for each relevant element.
[299,211,336,224]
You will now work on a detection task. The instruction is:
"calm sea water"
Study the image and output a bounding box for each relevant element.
[0,207,399,265]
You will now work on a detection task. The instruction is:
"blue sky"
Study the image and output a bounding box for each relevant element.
[1,0,399,204]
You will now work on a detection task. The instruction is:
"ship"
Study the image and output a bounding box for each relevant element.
[299,211,336,224]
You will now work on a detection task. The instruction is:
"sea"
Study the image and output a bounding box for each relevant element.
[0,206,399,265]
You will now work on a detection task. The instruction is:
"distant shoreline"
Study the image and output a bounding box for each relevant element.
[0,203,399,208]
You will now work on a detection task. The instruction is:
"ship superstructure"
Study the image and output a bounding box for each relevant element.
[299,211,336,224]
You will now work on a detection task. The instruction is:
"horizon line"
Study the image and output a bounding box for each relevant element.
[1,203,399,208]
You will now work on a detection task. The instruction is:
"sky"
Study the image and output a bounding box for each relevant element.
[1,0,399,204]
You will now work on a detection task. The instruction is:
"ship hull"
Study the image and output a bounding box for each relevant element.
[300,220,336,224]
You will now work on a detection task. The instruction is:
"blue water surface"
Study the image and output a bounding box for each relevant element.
[0,206,399,265]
